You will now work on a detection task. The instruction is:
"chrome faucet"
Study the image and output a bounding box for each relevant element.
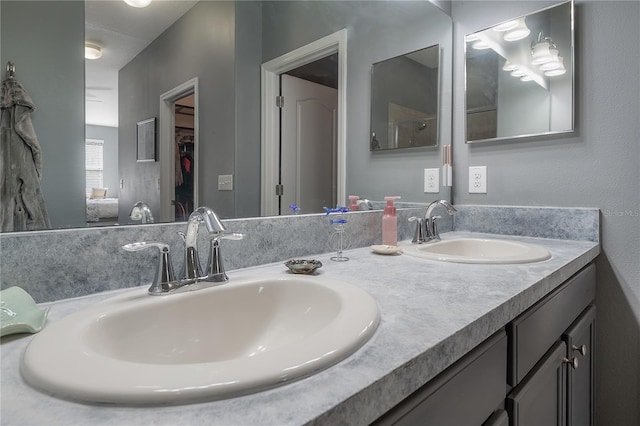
[409,200,457,244]
[129,201,154,224]
[123,206,243,295]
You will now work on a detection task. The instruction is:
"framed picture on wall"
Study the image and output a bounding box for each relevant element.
[136,117,157,162]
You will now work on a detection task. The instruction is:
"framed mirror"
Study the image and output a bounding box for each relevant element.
[464,0,574,143]
[370,45,440,151]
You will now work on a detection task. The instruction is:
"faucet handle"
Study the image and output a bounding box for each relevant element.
[122,242,179,295]
[216,232,244,241]
[203,232,243,284]
[427,216,443,241]
[408,217,426,244]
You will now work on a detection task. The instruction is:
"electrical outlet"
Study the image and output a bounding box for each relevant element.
[424,168,439,193]
[218,174,233,191]
[469,166,487,194]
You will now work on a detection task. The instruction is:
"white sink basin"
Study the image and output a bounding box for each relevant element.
[402,238,551,264]
[21,275,380,404]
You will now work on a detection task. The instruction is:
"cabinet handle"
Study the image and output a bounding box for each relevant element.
[563,357,579,369]
[572,344,587,356]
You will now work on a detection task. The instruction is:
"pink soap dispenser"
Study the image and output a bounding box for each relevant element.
[348,195,360,211]
[382,196,401,246]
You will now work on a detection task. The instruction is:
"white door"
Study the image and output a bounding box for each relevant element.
[281,74,338,215]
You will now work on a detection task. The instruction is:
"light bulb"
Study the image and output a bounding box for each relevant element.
[124,0,152,8]
[540,56,564,71]
[502,61,518,71]
[472,40,491,50]
[545,67,567,77]
[531,42,555,65]
[465,33,481,43]
[504,19,530,42]
[493,20,520,32]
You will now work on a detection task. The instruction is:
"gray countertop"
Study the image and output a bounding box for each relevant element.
[0,232,599,426]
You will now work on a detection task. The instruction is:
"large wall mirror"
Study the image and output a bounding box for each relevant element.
[0,0,452,233]
[464,0,574,143]
[370,44,440,151]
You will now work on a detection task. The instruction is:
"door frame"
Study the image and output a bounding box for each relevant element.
[159,78,199,222]
[260,29,347,216]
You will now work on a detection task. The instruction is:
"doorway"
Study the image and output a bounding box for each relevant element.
[280,59,338,214]
[174,93,195,221]
[159,78,199,222]
[260,29,347,217]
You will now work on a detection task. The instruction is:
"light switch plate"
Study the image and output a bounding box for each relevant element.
[424,168,439,193]
[218,174,233,191]
[469,166,487,193]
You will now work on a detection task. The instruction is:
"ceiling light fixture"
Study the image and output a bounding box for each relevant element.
[85,43,102,60]
[123,0,152,8]
[504,18,530,42]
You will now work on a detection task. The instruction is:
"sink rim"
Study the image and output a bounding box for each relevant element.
[401,237,552,264]
[21,275,380,405]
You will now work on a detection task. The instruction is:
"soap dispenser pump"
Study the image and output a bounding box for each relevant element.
[382,196,401,246]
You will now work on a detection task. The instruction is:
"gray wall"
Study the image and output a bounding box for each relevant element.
[118,1,237,222]
[86,125,119,198]
[451,1,640,424]
[234,1,263,218]
[261,0,453,204]
[0,1,86,229]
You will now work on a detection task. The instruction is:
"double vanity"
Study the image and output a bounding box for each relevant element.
[0,205,599,425]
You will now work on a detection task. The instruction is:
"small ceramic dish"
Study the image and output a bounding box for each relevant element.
[0,286,49,337]
[284,259,323,275]
[370,245,403,255]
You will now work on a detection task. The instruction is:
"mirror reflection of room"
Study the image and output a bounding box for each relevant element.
[174,93,195,221]
[370,45,440,151]
[0,0,452,232]
[465,1,573,143]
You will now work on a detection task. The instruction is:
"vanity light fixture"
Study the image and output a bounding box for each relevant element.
[472,40,491,50]
[492,20,520,33]
[84,43,102,60]
[123,0,152,7]
[503,18,530,42]
[531,34,559,65]
[544,62,567,76]
[502,61,518,71]
[465,33,481,43]
[539,55,564,71]
[531,33,567,77]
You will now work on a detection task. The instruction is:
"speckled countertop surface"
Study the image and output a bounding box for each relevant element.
[1,232,599,426]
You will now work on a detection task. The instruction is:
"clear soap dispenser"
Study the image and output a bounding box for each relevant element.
[382,196,400,246]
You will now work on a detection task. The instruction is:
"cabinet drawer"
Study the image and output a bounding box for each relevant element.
[375,330,507,426]
[507,264,595,386]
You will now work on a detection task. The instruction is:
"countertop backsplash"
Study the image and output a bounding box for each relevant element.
[0,205,598,303]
